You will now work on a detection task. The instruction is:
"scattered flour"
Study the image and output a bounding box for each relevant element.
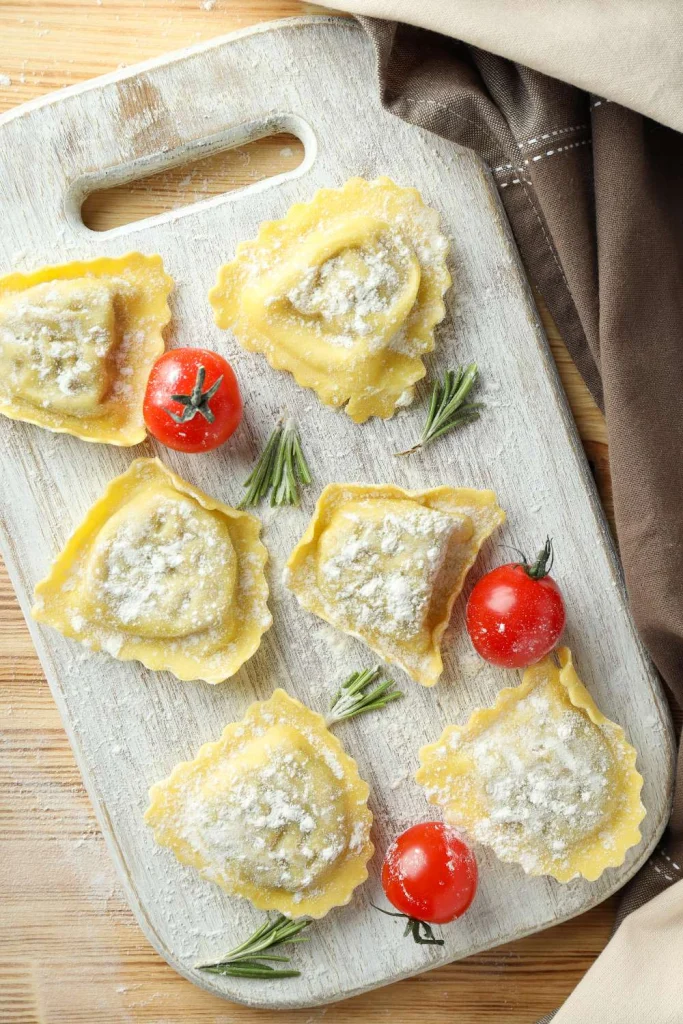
[92,495,233,637]
[430,683,615,875]
[318,502,457,640]
[0,278,117,410]
[287,236,408,347]
[153,720,369,901]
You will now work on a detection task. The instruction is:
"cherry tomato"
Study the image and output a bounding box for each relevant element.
[143,348,242,453]
[382,822,478,924]
[466,538,566,669]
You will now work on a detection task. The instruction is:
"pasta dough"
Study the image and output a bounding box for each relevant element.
[416,648,645,882]
[209,177,451,422]
[285,483,505,686]
[32,458,271,683]
[0,253,172,444]
[145,688,373,918]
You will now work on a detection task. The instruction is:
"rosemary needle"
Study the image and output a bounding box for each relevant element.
[326,667,403,726]
[396,363,484,456]
[197,914,311,979]
[239,419,312,509]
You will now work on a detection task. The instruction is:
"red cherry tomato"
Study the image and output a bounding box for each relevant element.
[382,822,478,924]
[466,538,566,669]
[143,348,242,453]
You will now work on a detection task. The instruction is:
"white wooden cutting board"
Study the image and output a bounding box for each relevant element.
[0,15,675,1010]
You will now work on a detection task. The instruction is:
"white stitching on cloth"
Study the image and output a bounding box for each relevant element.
[591,98,611,109]
[387,92,506,153]
[526,138,592,163]
[516,124,588,148]
[659,849,682,873]
[381,90,572,295]
[495,138,592,183]
[516,179,572,293]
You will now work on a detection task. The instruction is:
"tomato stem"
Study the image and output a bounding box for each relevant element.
[370,903,445,946]
[165,365,224,425]
[523,536,554,579]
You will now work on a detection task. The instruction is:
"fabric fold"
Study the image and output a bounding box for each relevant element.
[314,3,683,1020]
[318,0,683,133]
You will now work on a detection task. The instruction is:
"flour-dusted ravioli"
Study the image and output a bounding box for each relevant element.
[417,648,645,882]
[209,177,451,422]
[0,253,172,444]
[32,458,271,683]
[145,688,373,918]
[285,483,505,686]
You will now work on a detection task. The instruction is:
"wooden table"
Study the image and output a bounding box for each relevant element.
[0,3,615,1021]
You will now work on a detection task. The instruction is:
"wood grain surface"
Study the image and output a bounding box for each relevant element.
[0,3,638,1022]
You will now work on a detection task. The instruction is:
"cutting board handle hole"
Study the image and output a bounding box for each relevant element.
[77,128,306,233]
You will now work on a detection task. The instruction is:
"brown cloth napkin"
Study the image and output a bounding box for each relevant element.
[313,2,683,1019]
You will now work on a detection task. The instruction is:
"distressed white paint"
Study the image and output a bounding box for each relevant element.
[0,16,674,1010]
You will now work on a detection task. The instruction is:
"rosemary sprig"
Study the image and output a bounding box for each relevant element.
[371,903,445,946]
[396,363,483,455]
[326,667,403,726]
[239,419,311,509]
[196,914,311,979]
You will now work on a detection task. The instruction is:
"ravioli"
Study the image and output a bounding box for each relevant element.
[145,688,373,918]
[32,458,271,683]
[209,177,451,422]
[417,648,645,882]
[285,483,505,686]
[0,253,172,444]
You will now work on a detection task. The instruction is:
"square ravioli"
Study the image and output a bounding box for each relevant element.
[0,253,172,444]
[417,648,645,882]
[32,458,271,683]
[285,483,505,686]
[145,688,373,918]
[209,177,451,422]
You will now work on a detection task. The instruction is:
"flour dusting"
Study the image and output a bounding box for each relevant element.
[318,502,457,640]
[286,235,408,349]
[425,681,620,876]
